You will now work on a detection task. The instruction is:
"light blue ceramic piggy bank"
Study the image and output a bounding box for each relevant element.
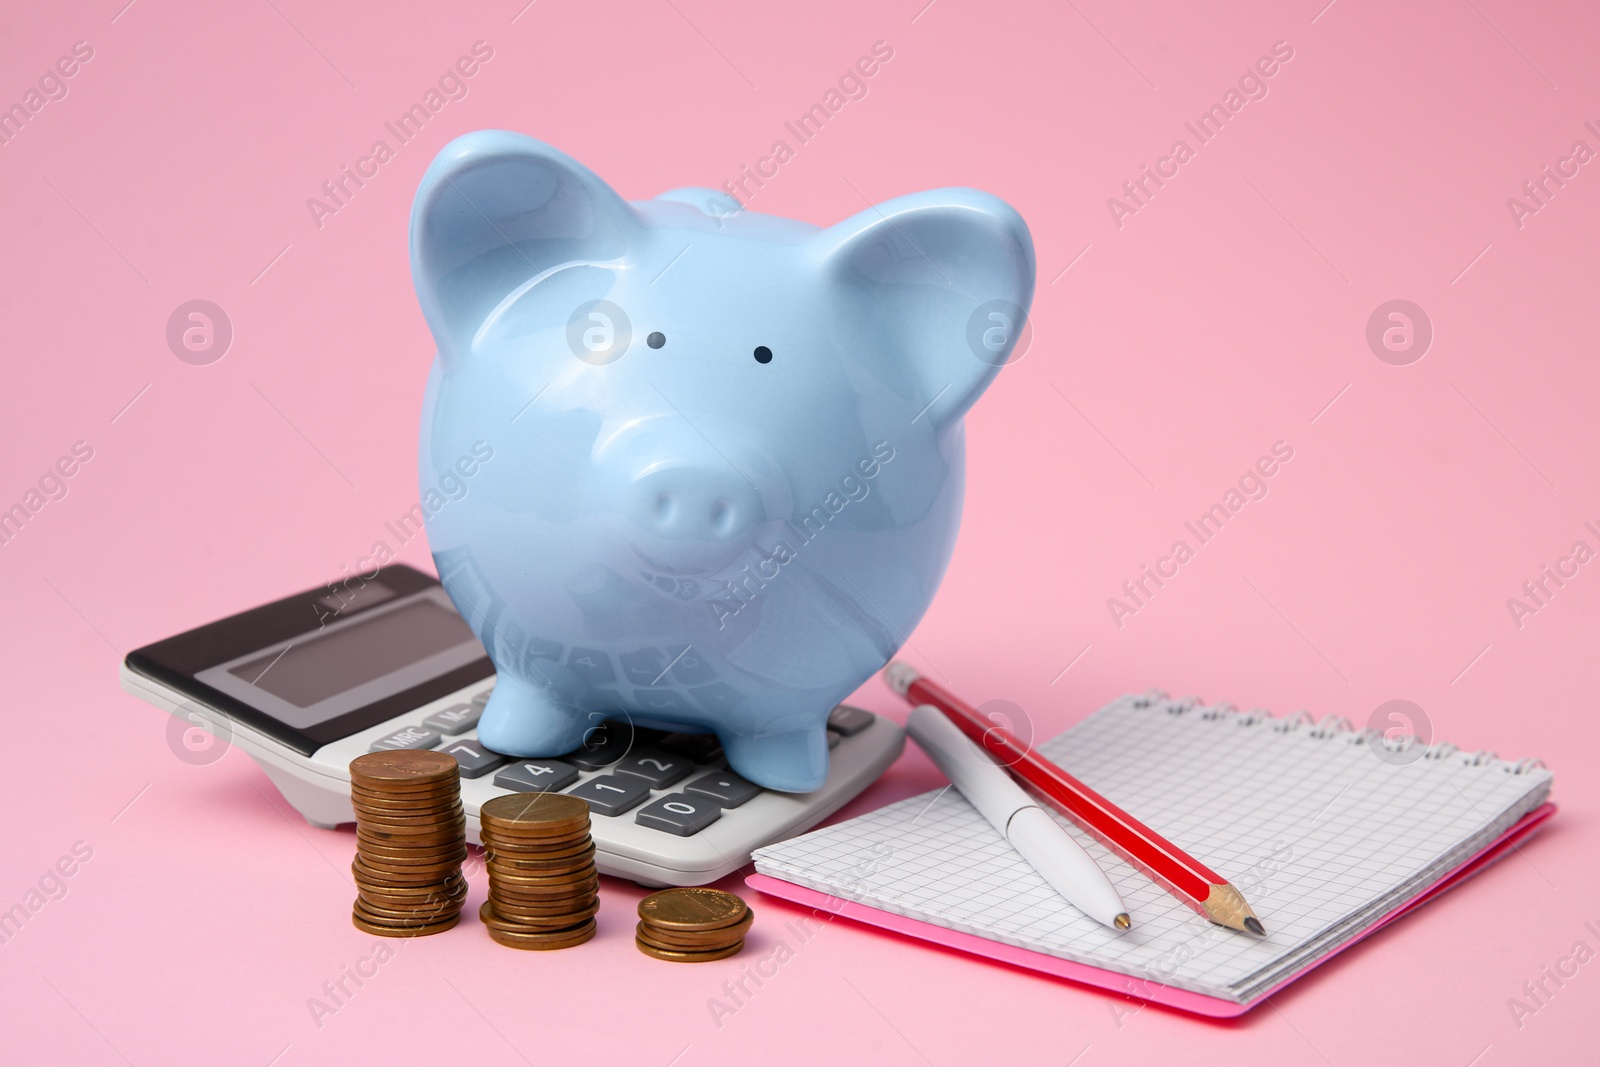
[412,132,1033,792]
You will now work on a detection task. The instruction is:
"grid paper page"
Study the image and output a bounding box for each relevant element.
[754,695,1552,1002]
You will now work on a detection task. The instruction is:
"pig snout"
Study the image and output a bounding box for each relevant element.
[628,464,763,543]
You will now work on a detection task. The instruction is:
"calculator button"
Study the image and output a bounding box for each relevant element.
[683,770,760,808]
[439,739,507,779]
[562,721,637,770]
[659,732,724,764]
[424,702,480,735]
[494,760,580,793]
[368,725,441,752]
[619,647,667,686]
[827,704,874,736]
[633,688,696,716]
[565,647,615,684]
[667,647,716,684]
[566,774,651,816]
[611,749,693,789]
[688,682,744,713]
[827,729,842,750]
[470,688,494,708]
[635,793,722,836]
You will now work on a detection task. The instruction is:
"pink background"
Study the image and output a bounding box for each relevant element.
[2,0,1595,1063]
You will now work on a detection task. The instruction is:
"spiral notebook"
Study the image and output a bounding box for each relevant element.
[750,692,1555,1016]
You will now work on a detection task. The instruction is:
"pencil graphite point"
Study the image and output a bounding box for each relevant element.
[1114,913,1131,931]
[1243,916,1266,937]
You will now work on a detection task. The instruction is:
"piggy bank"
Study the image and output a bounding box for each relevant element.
[412,131,1033,792]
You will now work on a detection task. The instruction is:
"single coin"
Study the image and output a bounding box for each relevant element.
[638,912,754,949]
[353,803,465,823]
[359,874,467,899]
[355,842,467,864]
[351,780,461,799]
[485,861,597,885]
[351,908,461,938]
[360,895,467,921]
[358,828,468,850]
[352,853,463,875]
[483,835,594,859]
[635,928,740,955]
[356,896,462,923]
[485,919,597,951]
[480,793,590,835]
[483,844,598,870]
[635,936,744,963]
[351,788,461,809]
[352,865,462,888]
[349,751,460,790]
[490,896,599,918]
[488,880,599,904]
[479,899,600,931]
[637,888,749,931]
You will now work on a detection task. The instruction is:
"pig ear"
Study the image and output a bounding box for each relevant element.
[410,131,644,364]
[811,189,1034,429]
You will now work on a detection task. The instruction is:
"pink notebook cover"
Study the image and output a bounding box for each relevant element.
[747,802,1556,1018]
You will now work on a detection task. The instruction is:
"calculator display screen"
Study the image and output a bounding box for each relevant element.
[227,598,477,708]
[127,566,494,755]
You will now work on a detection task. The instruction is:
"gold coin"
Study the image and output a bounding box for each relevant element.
[637,911,753,949]
[349,751,460,789]
[634,936,744,963]
[359,888,466,914]
[484,918,597,950]
[479,793,590,835]
[488,890,599,915]
[351,907,461,937]
[637,888,749,931]
[351,781,461,801]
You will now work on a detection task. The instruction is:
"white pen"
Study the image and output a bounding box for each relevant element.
[906,704,1131,931]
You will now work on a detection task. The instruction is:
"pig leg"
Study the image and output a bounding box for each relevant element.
[476,674,591,758]
[721,722,832,794]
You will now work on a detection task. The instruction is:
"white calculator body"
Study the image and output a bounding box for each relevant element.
[120,564,904,886]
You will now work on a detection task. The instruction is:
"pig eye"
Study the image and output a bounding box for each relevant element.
[753,346,773,364]
[647,332,666,349]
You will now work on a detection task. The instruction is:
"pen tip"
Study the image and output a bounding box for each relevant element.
[1243,916,1266,936]
[1114,913,1131,931]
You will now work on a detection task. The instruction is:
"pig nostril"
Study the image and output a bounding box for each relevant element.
[710,499,733,535]
[654,493,675,525]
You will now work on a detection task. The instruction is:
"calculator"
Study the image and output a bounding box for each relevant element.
[119,564,905,886]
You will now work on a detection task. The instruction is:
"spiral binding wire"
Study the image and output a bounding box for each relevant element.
[1128,690,1545,775]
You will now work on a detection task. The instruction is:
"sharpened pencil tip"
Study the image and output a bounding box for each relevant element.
[1243,916,1265,936]
[1114,913,1131,931]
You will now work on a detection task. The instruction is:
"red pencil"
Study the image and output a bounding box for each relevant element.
[884,662,1266,935]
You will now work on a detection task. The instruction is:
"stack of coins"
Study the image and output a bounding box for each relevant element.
[478,793,599,950]
[636,888,752,962]
[348,751,467,937]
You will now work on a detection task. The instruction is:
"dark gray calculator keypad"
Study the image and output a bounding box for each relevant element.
[683,769,760,808]
[635,793,722,836]
[566,774,652,816]
[440,739,507,779]
[827,704,874,736]
[424,703,480,735]
[494,759,580,793]
[611,749,693,789]
[369,725,440,752]
[658,732,723,764]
